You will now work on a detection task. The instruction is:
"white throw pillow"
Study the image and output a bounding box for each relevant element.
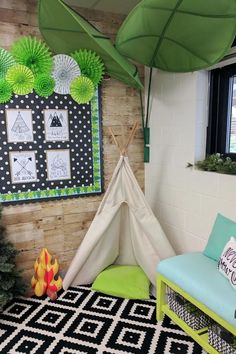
[218,236,236,291]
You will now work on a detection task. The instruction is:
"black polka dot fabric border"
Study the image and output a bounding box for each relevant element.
[0,89,103,204]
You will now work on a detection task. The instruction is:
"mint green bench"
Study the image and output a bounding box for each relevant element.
[157,252,236,353]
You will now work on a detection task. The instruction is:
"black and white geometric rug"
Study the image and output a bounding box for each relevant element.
[0,285,205,354]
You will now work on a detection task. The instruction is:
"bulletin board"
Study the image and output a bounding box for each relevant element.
[0,89,103,204]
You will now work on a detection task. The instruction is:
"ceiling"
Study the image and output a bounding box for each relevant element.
[67,0,141,14]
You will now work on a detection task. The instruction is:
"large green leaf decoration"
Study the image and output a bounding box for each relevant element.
[38,0,143,89]
[116,0,236,72]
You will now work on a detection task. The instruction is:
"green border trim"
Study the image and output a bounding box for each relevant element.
[0,88,102,203]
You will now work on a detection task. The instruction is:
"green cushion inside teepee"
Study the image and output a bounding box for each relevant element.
[92,265,150,299]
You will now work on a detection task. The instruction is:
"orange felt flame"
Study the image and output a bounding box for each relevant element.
[31,248,62,300]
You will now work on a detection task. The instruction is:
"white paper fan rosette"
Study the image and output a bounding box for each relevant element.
[52,54,81,94]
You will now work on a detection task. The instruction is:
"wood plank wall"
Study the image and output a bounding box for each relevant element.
[0,0,144,283]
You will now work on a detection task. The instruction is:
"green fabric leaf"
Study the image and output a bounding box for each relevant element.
[38,0,143,89]
[116,0,236,72]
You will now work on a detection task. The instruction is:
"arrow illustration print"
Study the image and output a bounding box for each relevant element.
[14,157,33,176]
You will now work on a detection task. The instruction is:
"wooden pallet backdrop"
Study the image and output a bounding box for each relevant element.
[0,0,144,283]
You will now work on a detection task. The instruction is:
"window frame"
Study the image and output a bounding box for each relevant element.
[207,63,236,160]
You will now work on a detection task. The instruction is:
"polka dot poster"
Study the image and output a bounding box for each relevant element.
[0,89,103,204]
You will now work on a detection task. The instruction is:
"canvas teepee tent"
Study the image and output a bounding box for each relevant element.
[63,123,175,291]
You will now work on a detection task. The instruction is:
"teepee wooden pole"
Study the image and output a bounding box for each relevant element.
[122,121,138,155]
[121,124,125,149]
[109,127,122,154]
[109,122,138,156]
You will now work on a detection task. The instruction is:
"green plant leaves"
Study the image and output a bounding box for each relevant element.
[188,153,236,175]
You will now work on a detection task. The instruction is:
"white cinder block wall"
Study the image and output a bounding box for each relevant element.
[145,68,236,254]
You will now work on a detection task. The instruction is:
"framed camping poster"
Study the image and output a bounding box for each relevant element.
[0,89,103,204]
[6,109,34,143]
[46,149,71,181]
[44,109,69,141]
[9,151,37,184]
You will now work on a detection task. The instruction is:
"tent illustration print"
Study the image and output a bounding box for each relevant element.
[12,112,29,133]
[6,109,34,143]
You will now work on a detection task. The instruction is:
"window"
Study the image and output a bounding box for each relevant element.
[207,63,236,159]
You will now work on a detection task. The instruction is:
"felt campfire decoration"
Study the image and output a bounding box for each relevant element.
[31,248,63,300]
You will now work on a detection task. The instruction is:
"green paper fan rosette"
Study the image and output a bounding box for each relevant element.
[0,79,12,103]
[34,74,55,97]
[70,76,95,104]
[11,36,53,76]
[71,49,105,86]
[0,48,15,79]
[6,64,34,95]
